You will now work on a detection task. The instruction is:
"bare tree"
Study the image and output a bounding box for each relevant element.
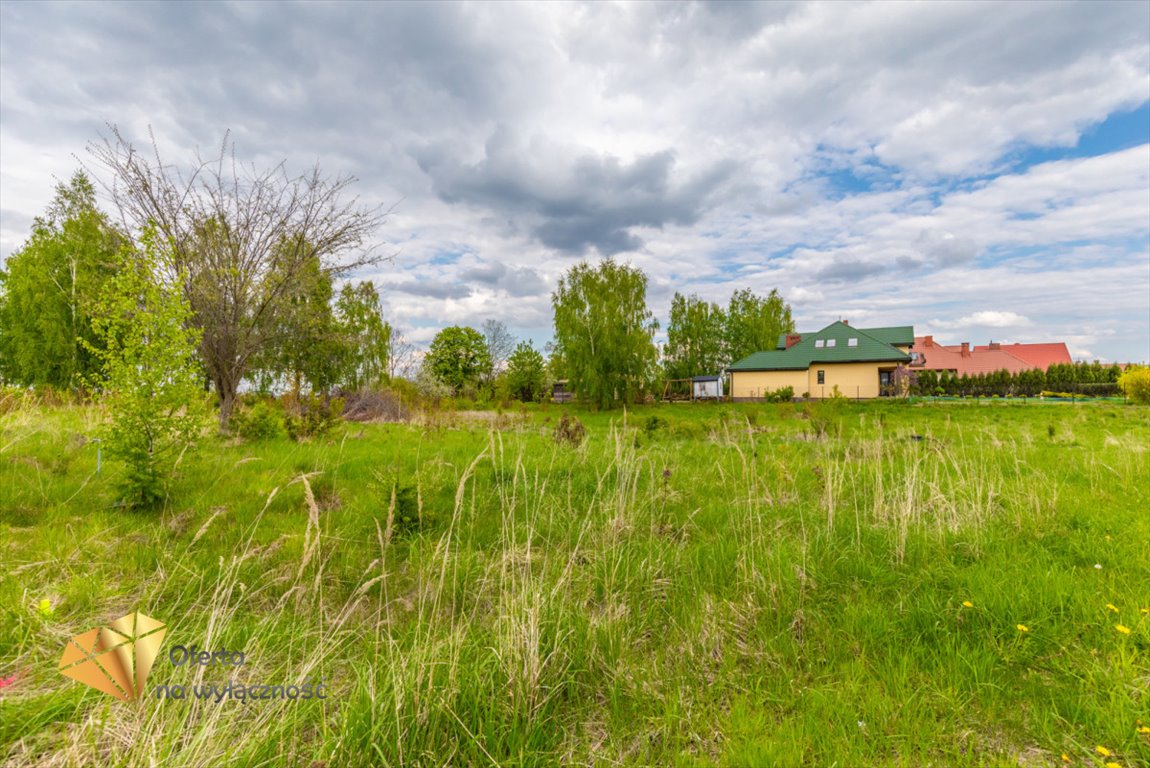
[481,318,516,375]
[87,126,387,428]
[387,328,419,380]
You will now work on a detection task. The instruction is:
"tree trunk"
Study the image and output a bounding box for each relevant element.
[216,376,238,432]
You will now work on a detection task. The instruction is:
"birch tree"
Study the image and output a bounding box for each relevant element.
[551,260,657,409]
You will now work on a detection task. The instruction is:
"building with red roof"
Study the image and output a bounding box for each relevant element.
[911,336,1071,376]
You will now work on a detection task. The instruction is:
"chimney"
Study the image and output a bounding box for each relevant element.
[842,319,849,326]
[924,335,933,347]
[785,334,802,349]
[961,342,970,358]
[989,342,1000,350]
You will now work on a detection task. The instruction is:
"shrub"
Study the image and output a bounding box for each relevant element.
[766,386,794,403]
[1118,365,1150,404]
[232,399,286,440]
[86,230,203,507]
[553,412,586,447]
[283,393,344,440]
[378,478,423,536]
[644,415,666,435]
[341,388,410,422]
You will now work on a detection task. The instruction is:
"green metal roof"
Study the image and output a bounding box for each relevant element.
[734,322,912,371]
[775,325,913,349]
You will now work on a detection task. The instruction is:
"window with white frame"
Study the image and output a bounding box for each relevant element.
[826,339,837,347]
[814,340,825,348]
[848,338,858,347]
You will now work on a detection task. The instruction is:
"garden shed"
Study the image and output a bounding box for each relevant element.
[691,376,724,400]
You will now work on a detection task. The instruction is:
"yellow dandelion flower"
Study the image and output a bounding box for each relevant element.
[1016,624,1029,633]
[1096,745,1111,756]
[1137,725,1150,735]
[1115,624,1131,635]
[37,598,53,617]
[1141,607,1148,615]
[1106,603,1119,613]
[962,601,974,608]
[1104,763,1120,768]
[1060,754,1070,763]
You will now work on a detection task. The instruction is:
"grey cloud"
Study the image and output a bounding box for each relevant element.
[418,128,735,255]
[815,258,887,282]
[459,262,547,297]
[385,281,471,300]
[915,230,980,267]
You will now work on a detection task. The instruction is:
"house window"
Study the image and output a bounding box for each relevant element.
[814,340,825,348]
[817,370,825,385]
[826,339,836,348]
[848,338,858,347]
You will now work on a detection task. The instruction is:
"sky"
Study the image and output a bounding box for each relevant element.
[2,0,1148,363]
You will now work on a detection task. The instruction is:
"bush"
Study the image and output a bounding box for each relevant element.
[644,415,666,435]
[341,388,410,422]
[232,399,286,440]
[1118,366,1150,404]
[282,393,344,440]
[553,412,586,447]
[766,386,794,403]
[1040,391,1088,400]
[87,230,203,507]
[378,478,424,536]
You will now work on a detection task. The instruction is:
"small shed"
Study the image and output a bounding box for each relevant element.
[551,379,574,403]
[691,376,724,400]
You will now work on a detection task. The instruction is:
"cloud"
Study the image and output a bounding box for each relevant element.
[935,311,1033,329]
[914,230,980,267]
[815,258,887,282]
[418,128,735,255]
[0,1,1147,361]
[458,261,547,297]
[381,279,472,300]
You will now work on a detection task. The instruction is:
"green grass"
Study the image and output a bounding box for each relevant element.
[1,399,1148,766]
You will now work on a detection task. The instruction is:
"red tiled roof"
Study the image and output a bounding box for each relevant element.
[912,337,1071,376]
[972,342,1071,369]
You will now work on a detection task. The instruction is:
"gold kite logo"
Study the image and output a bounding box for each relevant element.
[58,612,166,701]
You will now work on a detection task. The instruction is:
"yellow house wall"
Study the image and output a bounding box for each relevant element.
[730,370,808,399]
[807,362,888,399]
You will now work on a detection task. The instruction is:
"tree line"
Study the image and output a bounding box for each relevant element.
[1,157,795,419]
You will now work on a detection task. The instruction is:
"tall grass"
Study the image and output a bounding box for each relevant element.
[2,401,1148,766]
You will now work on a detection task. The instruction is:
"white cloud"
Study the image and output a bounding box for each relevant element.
[937,312,1033,329]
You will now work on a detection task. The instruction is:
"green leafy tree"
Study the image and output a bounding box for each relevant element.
[723,288,794,363]
[335,281,391,390]
[0,171,124,387]
[87,228,203,507]
[505,341,546,402]
[251,252,344,397]
[663,292,726,379]
[552,260,658,409]
[425,326,492,394]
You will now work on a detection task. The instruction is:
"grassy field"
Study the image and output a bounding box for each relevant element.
[1,398,1148,767]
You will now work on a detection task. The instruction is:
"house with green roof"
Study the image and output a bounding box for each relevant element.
[728,321,914,399]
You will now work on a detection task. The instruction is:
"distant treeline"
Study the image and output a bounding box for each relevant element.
[909,362,1124,398]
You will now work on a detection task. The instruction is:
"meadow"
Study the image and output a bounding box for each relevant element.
[1,398,1148,767]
